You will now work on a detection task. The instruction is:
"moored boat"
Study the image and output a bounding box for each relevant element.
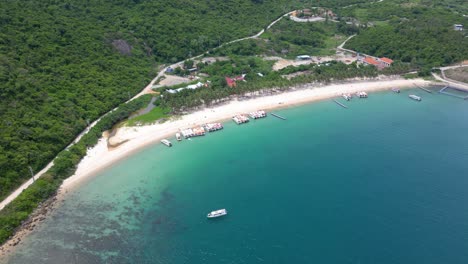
[176,132,182,141]
[409,94,422,101]
[207,209,227,218]
[392,87,400,93]
[161,139,172,147]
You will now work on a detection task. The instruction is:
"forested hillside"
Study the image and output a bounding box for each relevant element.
[1,0,466,202]
[343,1,468,71]
[0,0,295,199]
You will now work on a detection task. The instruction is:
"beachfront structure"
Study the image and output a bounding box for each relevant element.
[454,24,464,31]
[362,56,394,70]
[363,57,380,67]
[233,114,249,124]
[249,110,267,119]
[225,74,246,88]
[204,123,223,132]
[379,57,394,67]
[226,77,236,88]
[356,91,368,98]
[166,81,206,94]
[180,127,206,138]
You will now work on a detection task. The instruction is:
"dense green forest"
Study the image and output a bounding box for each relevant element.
[214,18,359,58]
[0,0,305,200]
[343,1,468,71]
[0,94,153,244]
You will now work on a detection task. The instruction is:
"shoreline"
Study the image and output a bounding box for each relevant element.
[62,77,432,192]
[0,77,433,260]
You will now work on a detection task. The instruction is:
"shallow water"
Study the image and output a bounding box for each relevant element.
[4,88,468,264]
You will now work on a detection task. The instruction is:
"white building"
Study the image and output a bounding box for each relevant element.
[454,24,464,31]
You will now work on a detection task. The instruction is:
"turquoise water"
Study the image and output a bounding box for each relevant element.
[4,88,468,263]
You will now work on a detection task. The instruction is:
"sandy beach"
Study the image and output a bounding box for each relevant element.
[61,77,432,191]
[0,77,434,259]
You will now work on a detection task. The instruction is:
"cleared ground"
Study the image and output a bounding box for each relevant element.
[445,67,468,84]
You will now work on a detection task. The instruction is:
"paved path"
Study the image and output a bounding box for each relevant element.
[431,65,468,91]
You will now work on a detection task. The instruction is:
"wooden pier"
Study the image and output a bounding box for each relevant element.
[333,99,348,109]
[271,113,287,120]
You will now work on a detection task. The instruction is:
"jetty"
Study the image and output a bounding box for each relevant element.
[439,86,468,100]
[415,84,432,93]
[271,113,287,120]
[333,99,348,109]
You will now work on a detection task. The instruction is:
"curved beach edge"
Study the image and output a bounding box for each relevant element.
[62,77,433,192]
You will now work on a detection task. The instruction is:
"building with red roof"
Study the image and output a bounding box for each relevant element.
[379,57,394,67]
[225,77,236,88]
[362,56,394,70]
[225,74,246,87]
[363,57,380,66]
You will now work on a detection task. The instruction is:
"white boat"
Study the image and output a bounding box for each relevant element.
[342,93,352,101]
[392,87,400,93]
[409,94,421,101]
[161,139,172,147]
[207,209,227,218]
[176,133,182,141]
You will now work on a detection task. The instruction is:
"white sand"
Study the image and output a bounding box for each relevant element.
[61,78,431,191]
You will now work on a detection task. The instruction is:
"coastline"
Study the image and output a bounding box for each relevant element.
[0,77,433,259]
[62,77,432,192]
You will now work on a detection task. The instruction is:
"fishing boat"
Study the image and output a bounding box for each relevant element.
[409,94,422,101]
[175,132,182,141]
[161,139,172,147]
[207,209,227,218]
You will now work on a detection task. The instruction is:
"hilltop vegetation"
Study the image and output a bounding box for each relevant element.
[342,0,468,71]
[1,0,318,199]
[214,18,358,58]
